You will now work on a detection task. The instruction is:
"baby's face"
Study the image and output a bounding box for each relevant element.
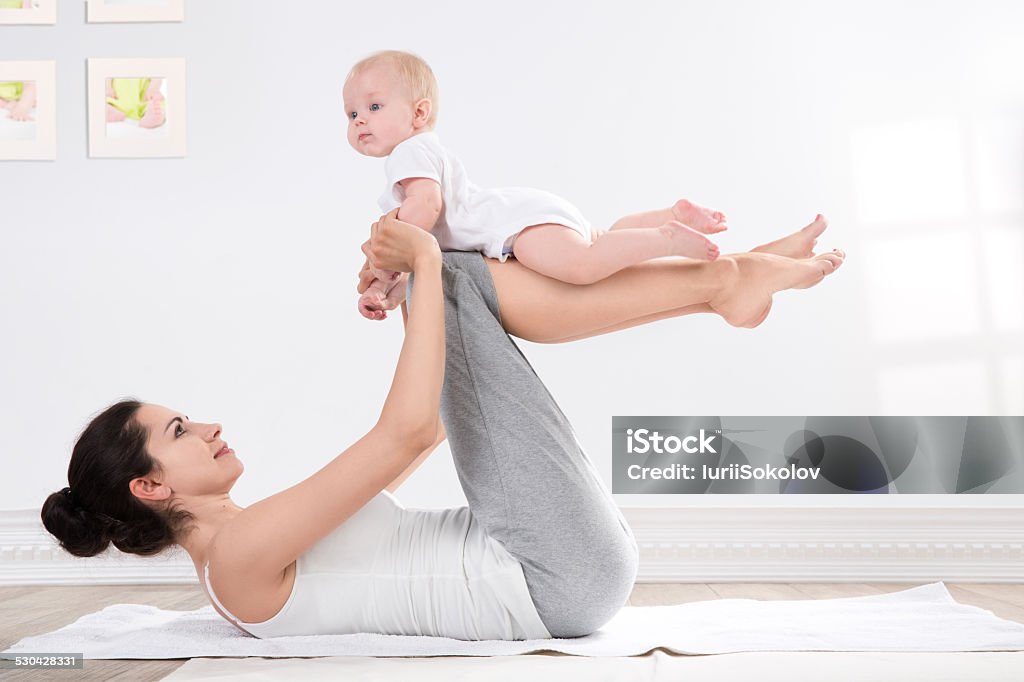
[343,66,417,158]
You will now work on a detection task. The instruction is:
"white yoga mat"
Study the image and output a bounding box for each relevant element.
[162,651,1024,682]
[4,582,1024,660]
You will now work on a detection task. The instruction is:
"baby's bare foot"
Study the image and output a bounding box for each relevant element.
[709,250,845,328]
[139,98,166,129]
[671,199,728,234]
[661,220,720,260]
[9,101,34,122]
[752,214,828,258]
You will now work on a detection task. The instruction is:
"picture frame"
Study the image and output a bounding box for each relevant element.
[88,58,187,158]
[0,0,56,25]
[0,60,56,161]
[86,0,184,24]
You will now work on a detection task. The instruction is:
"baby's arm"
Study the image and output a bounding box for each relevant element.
[396,177,443,233]
[359,179,441,321]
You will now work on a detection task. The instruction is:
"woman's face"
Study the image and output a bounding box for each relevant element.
[132,403,243,503]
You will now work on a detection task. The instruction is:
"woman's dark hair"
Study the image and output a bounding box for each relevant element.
[41,398,196,557]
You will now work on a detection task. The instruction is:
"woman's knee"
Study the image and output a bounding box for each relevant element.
[546,536,637,638]
[544,565,635,638]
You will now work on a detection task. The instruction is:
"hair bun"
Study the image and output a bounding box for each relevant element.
[40,487,112,558]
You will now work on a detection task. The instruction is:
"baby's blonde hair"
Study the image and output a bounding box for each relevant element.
[346,50,439,130]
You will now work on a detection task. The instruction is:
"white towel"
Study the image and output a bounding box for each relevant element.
[4,582,1024,659]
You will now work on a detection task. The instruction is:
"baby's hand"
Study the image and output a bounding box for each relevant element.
[358,274,409,320]
[370,266,400,285]
[358,279,391,321]
[380,272,409,310]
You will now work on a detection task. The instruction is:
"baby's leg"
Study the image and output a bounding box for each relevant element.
[105,79,126,122]
[105,104,126,122]
[611,199,728,234]
[512,222,719,285]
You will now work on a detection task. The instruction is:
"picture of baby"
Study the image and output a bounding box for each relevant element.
[0,80,37,141]
[105,77,168,138]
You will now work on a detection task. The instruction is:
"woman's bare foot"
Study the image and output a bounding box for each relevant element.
[660,220,720,260]
[709,250,845,328]
[671,198,729,234]
[751,214,828,258]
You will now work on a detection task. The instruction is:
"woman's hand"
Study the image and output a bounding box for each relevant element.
[361,208,440,274]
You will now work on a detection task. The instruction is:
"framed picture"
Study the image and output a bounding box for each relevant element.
[87,0,184,23]
[0,0,56,25]
[0,60,56,161]
[88,58,187,158]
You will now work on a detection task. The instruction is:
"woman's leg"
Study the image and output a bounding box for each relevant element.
[487,248,843,342]
[411,251,639,639]
[541,303,715,344]
[487,256,724,342]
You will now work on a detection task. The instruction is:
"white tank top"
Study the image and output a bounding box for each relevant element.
[200,490,551,640]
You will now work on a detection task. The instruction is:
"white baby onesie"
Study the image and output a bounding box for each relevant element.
[377,131,592,262]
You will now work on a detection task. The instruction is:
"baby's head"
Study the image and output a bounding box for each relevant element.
[343,50,439,158]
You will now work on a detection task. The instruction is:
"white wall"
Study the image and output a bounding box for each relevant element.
[2,0,1022,513]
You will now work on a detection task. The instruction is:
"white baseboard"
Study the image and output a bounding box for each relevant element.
[621,507,1024,582]
[3,508,1022,585]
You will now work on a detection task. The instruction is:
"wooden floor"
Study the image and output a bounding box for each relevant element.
[1,582,1022,681]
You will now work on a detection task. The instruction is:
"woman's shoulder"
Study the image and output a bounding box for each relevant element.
[200,547,298,626]
[200,490,399,622]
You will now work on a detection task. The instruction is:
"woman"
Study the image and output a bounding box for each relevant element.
[41,210,844,640]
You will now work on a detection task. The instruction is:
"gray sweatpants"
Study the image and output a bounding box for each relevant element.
[408,251,639,638]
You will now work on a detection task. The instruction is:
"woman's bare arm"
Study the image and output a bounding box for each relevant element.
[385,420,448,493]
[210,211,445,581]
[385,299,448,493]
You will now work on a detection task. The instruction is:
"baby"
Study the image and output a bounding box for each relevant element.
[105,78,166,129]
[344,50,730,320]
